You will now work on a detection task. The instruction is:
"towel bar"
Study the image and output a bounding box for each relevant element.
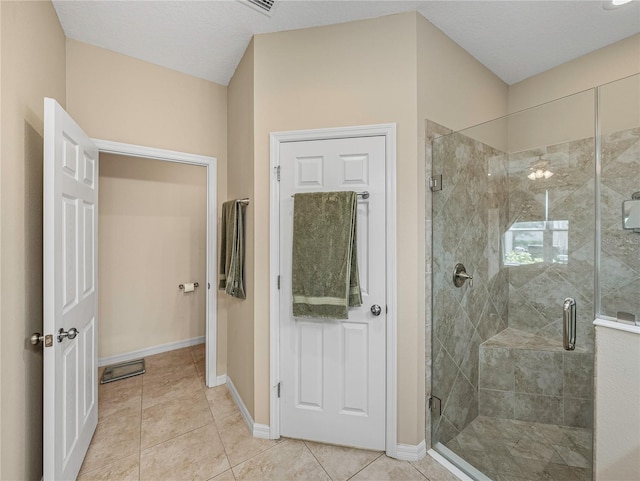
[291,191,370,199]
[236,198,250,205]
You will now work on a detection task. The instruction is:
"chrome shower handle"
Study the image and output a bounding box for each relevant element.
[453,263,473,288]
[563,298,576,351]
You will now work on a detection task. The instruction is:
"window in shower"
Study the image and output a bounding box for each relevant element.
[504,219,569,265]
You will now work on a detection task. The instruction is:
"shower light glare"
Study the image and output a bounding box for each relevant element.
[611,0,632,5]
[527,167,554,181]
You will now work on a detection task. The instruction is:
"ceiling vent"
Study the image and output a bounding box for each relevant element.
[240,0,277,17]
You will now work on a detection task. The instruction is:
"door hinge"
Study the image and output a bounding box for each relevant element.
[208,282,211,289]
[277,382,281,398]
[428,395,442,416]
[275,165,281,182]
[277,275,280,290]
[429,174,442,192]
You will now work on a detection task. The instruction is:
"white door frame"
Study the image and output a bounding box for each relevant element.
[268,123,397,457]
[91,139,219,387]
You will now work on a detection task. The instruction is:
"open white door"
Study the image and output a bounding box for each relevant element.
[43,98,98,480]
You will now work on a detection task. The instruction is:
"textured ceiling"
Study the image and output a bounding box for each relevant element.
[52,0,640,86]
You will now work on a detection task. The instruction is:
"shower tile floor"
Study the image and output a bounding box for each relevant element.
[445,416,592,481]
[79,345,459,481]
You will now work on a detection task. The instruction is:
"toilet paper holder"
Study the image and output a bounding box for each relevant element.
[178,282,199,290]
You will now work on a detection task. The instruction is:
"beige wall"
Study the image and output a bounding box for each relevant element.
[594,326,640,480]
[66,40,229,374]
[505,34,640,154]
[0,2,66,479]
[508,33,640,113]
[98,154,206,358]
[226,40,256,415]
[223,12,507,445]
[253,12,418,439]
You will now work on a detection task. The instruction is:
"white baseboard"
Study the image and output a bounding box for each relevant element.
[98,336,205,367]
[253,423,271,439]
[395,440,427,461]
[225,376,271,439]
[215,374,227,387]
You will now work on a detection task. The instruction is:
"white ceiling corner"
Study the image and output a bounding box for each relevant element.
[52,0,640,86]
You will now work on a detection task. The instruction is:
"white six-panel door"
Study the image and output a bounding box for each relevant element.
[279,136,386,450]
[43,98,98,480]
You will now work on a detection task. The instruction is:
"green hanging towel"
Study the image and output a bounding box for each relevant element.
[292,191,362,319]
[219,200,246,299]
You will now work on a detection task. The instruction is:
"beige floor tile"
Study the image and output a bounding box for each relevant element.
[216,411,280,467]
[141,370,202,409]
[304,440,382,481]
[195,356,206,377]
[349,455,427,481]
[79,411,141,475]
[140,423,229,481]
[232,439,330,481]
[141,389,213,448]
[98,379,142,422]
[99,373,143,401]
[143,348,197,383]
[209,469,236,481]
[77,453,139,481]
[191,343,205,363]
[411,454,461,481]
[206,385,239,422]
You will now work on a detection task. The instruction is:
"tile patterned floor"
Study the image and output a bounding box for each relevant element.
[79,345,460,481]
[444,416,593,481]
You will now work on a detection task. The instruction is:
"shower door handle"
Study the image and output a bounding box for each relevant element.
[563,298,576,351]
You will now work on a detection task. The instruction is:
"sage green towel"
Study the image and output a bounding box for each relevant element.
[219,200,246,299]
[292,191,362,319]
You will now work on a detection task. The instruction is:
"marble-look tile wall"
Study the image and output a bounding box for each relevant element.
[600,127,640,319]
[477,329,594,428]
[506,138,596,351]
[499,137,596,428]
[430,129,510,445]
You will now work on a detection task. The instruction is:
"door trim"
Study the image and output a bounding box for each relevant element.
[91,139,220,387]
[268,124,397,457]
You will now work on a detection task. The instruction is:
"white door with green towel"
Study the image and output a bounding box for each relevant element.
[279,135,386,450]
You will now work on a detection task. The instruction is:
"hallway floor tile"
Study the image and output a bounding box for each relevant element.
[80,345,459,481]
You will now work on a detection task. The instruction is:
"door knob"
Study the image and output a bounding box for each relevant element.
[370,304,382,316]
[31,332,44,345]
[57,327,79,343]
[31,332,54,347]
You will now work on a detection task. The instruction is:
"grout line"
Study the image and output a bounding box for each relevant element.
[345,451,385,481]
[302,441,333,480]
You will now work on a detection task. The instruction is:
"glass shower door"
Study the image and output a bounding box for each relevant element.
[431,89,596,480]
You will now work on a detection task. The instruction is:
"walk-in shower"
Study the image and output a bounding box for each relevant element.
[428,74,639,481]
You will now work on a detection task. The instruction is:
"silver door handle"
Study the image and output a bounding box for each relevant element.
[370,305,382,316]
[31,332,44,345]
[58,327,79,343]
[563,298,576,351]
